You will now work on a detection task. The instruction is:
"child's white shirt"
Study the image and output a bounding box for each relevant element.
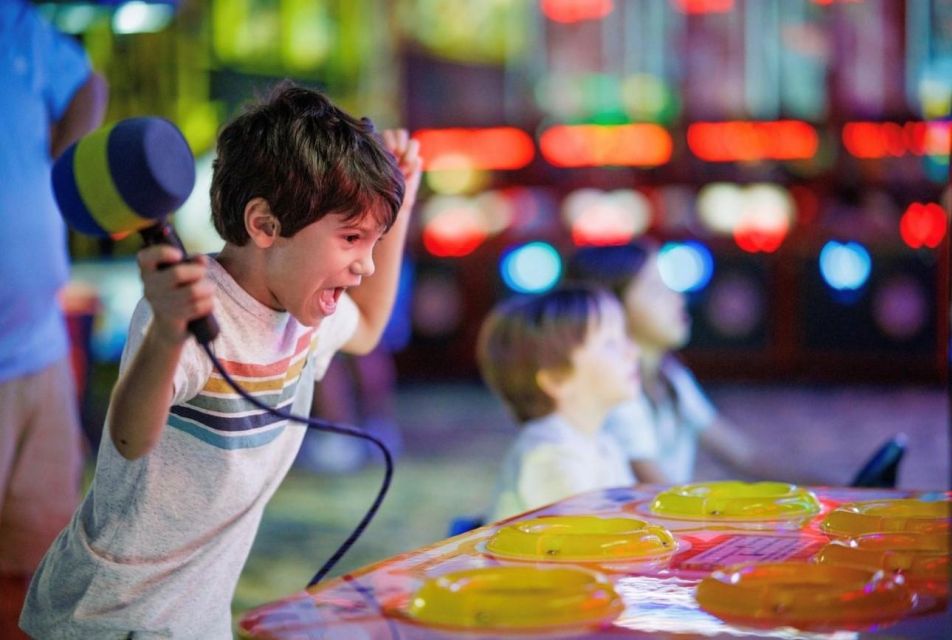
[21,258,359,639]
[490,413,634,522]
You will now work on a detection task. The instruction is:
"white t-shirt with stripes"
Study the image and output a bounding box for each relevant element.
[22,258,358,639]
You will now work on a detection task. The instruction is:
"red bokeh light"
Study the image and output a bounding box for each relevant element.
[842,121,952,159]
[674,0,734,13]
[687,121,818,162]
[422,209,488,258]
[413,128,535,171]
[733,227,787,253]
[540,0,614,23]
[899,202,947,249]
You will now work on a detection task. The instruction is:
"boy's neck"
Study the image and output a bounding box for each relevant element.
[556,401,610,436]
[217,244,281,311]
[639,346,665,380]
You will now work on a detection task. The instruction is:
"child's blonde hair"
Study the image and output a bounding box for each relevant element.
[476,285,620,423]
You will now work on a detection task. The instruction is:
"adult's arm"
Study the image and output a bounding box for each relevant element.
[630,459,671,484]
[50,71,108,160]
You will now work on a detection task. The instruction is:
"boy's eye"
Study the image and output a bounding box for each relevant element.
[344,234,360,244]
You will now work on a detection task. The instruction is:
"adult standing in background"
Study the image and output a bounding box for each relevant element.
[0,1,107,635]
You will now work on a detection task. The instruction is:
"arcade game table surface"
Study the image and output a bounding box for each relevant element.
[238,483,951,639]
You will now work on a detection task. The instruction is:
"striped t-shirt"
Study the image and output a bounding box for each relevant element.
[22,258,359,639]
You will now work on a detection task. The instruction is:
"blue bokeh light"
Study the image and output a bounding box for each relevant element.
[819,241,872,291]
[657,241,714,293]
[500,241,562,294]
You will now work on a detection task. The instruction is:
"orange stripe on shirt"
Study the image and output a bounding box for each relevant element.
[204,346,310,394]
[213,331,314,378]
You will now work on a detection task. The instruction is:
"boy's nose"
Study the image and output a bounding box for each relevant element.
[351,251,375,277]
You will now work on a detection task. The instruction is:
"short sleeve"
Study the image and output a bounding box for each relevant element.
[120,298,212,405]
[603,398,660,460]
[666,362,717,432]
[30,9,91,121]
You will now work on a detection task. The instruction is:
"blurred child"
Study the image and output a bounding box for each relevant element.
[20,84,420,637]
[569,242,805,485]
[477,286,640,521]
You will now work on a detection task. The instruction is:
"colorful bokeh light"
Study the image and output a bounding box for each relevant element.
[421,197,489,258]
[657,241,714,293]
[687,121,819,162]
[697,183,793,253]
[842,121,951,159]
[539,124,672,167]
[819,241,872,291]
[540,0,614,23]
[500,242,562,294]
[873,275,928,340]
[562,189,652,247]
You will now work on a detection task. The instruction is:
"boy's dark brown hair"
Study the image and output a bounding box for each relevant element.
[476,286,619,423]
[210,82,404,244]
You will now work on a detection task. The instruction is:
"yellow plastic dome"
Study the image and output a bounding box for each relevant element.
[820,499,951,538]
[650,481,821,520]
[816,532,950,589]
[405,565,623,630]
[696,561,915,629]
[485,515,676,563]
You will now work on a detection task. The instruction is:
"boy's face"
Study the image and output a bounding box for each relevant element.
[264,211,385,326]
[558,309,641,411]
[622,254,690,351]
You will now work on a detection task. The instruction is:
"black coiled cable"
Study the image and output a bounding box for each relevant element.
[200,342,393,587]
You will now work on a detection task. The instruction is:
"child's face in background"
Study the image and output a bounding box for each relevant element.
[264,210,385,326]
[622,253,691,351]
[560,305,641,411]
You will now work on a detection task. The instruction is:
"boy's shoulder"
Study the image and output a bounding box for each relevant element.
[518,414,578,445]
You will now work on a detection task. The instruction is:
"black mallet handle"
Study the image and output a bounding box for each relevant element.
[140,222,220,345]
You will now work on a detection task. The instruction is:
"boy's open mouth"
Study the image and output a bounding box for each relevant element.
[317,287,345,316]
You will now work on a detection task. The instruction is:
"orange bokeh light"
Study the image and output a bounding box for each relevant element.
[539,124,672,167]
[413,128,535,171]
[687,121,819,162]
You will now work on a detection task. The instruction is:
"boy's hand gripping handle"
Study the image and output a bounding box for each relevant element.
[139,222,220,345]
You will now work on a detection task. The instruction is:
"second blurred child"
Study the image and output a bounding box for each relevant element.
[477,286,640,521]
[569,242,810,485]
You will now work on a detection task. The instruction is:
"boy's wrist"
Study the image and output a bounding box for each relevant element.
[146,319,189,350]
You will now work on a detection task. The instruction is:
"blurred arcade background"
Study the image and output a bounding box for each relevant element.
[50,0,950,388]
[39,0,951,609]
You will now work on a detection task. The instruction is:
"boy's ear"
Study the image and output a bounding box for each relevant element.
[535,368,565,401]
[245,197,280,247]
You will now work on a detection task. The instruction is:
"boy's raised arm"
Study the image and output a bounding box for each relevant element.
[344,129,422,354]
[108,246,215,459]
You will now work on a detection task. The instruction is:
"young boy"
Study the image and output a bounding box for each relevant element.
[568,242,813,486]
[477,286,640,522]
[20,84,421,638]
